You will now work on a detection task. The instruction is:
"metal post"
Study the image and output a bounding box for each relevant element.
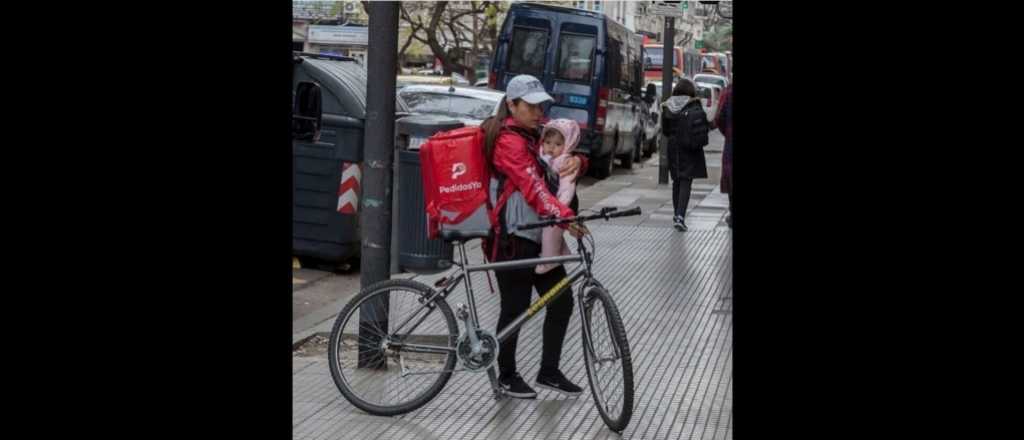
[390,158,400,275]
[659,17,674,185]
[359,1,399,369]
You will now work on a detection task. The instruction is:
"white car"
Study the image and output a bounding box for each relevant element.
[398,84,503,126]
[693,73,728,90]
[642,81,674,157]
[474,78,489,88]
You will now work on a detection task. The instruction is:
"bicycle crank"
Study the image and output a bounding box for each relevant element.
[456,329,499,372]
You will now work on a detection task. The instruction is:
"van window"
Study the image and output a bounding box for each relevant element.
[548,106,589,128]
[508,27,548,77]
[606,38,621,88]
[556,33,595,82]
[626,34,641,93]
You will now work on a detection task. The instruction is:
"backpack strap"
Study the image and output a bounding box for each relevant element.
[483,125,535,263]
[486,171,516,262]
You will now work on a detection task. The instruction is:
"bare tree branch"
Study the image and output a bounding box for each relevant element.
[675,31,693,48]
[448,20,461,49]
[393,1,482,75]
[399,22,423,58]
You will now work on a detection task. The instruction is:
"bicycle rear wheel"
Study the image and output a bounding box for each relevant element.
[328,279,458,416]
[580,286,634,432]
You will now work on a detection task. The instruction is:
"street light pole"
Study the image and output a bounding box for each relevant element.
[659,16,674,185]
[359,0,399,369]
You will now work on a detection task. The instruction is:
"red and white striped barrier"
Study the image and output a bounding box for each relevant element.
[337,162,361,214]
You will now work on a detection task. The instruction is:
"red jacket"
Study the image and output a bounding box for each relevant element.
[492,117,588,220]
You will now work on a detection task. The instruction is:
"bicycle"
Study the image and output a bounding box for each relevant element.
[327,206,641,432]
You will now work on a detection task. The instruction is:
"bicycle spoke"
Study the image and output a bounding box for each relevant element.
[330,282,458,412]
[583,292,630,426]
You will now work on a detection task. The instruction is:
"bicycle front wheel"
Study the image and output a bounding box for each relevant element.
[328,279,458,416]
[580,286,635,432]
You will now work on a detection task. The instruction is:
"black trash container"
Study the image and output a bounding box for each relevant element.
[292,54,412,267]
[395,115,465,274]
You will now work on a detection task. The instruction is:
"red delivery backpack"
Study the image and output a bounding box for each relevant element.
[420,126,508,241]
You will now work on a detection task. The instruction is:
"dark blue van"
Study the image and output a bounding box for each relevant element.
[488,2,646,179]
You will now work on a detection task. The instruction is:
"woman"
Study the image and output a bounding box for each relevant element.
[660,78,709,232]
[715,82,733,228]
[480,74,589,399]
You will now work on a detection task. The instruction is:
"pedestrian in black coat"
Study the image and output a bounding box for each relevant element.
[661,79,709,231]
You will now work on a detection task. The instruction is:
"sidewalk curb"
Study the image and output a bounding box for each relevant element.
[292,271,418,345]
[292,331,329,351]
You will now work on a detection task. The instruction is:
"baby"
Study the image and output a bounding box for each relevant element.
[536,118,581,275]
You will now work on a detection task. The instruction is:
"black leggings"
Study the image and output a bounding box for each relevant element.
[493,235,574,379]
[672,175,694,219]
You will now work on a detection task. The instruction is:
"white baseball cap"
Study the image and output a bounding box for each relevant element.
[505,74,554,104]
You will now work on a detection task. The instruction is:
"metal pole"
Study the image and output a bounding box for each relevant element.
[359,1,399,369]
[659,17,674,185]
[390,160,400,275]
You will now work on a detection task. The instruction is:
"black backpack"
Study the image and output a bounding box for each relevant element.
[666,101,710,151]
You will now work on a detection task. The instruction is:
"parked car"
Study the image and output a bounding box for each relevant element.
[693,73,729,90]
[640,80,675,158]
[489,1,646,178]
[398,72,472,87]
[474,78,489,88]
[398,84,503,126]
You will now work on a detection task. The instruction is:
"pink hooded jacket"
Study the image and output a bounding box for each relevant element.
[536,119,581,274]
[539,118,581,207]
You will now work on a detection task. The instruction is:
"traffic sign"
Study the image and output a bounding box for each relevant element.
[648,2,685,17]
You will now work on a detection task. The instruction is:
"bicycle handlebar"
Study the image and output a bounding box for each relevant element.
[516,206,643,231]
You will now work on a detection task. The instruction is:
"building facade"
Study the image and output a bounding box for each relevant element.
[293,1,369,62]
[564,0,636,31]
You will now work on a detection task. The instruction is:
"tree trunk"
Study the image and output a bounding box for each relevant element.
[424,2,472,77]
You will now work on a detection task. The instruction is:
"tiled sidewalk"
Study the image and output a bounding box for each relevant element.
[293,224,732,439]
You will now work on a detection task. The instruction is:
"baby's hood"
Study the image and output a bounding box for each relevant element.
[541,118,581,155]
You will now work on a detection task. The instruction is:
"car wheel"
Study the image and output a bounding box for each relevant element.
[591,154,613,179]
[645,133,659,158]
[643,133,655,158]
[592,134,616,179]
[634,134,644,163]
[621,142,634,169]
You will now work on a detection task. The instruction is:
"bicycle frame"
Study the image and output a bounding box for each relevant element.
[387,237,598,360]
[384,236,599,397]
[334,207,639,416]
